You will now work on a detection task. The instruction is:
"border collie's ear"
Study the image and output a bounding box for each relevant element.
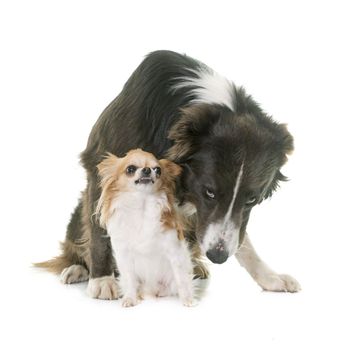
[263,125,294,200]
[278,124,294,161]
[264,170,288,200]
[159,159,182,178]
[167,105,220,162]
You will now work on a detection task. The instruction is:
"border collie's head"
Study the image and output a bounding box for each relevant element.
[167,100,293,264]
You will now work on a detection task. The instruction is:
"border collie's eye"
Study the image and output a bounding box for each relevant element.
[205,189,215,199]
[126,165,137,175]
[245,196,257,206]
[153,167,161,176]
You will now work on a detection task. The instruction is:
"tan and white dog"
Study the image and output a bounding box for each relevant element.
[95,149,195,307]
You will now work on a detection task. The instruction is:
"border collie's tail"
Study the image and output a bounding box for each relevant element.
[34,237,89,274]
[34,254,72,275]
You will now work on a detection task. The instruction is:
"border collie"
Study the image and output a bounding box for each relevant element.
[36,50,300,298]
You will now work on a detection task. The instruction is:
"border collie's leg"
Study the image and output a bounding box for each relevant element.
[235,234,301,292]
[85,175,119,300]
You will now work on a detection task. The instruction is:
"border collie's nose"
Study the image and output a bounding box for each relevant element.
[206,242,229,264]
[142,167,151,176]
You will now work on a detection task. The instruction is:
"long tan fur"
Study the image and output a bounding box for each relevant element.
[34,238,89,274]
[34,241,75,274]
[95,153,121,228]
[34,256,71,274]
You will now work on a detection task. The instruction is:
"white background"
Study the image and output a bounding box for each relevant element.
[1,1,349,349]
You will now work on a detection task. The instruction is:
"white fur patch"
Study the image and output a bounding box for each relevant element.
[235,235,301,293]
[224,163,244,225]
[201,220,240,258]
[172,67,235,111]
[178,201,197,217]
[106,190,195,307]
[201,163,244,255]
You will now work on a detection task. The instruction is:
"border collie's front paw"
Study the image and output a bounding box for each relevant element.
[87,276,120,300]
[121,296,139,307]
[60,265,89,284]
[258,273,301,293]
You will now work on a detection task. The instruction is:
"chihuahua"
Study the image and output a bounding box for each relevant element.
[96,149,195,307]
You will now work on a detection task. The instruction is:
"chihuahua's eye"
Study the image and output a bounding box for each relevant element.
[153,167,161,176]
[205,189,215,199]
[126,165,137,175]
[245,196,257,206]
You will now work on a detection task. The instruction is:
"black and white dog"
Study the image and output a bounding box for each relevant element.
[38,50,300,298]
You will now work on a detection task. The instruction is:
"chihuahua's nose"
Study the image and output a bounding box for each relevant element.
[142,167,151,176]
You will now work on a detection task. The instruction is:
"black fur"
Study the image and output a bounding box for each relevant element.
[67,50,293,276]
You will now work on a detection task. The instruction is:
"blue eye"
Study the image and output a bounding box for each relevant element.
[126,165,137,175]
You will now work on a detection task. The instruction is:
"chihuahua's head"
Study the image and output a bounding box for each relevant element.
[96,148,182,227]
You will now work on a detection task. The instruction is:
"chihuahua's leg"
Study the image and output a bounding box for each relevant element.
[116,251,140,308]
[167,235,195,306]
[235,234,301,292]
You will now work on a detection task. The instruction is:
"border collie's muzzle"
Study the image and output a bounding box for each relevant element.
[201,220,240,264]
[205,239,229,264]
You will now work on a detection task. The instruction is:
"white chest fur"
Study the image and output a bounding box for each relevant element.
[107,191,167,252]
[106,190,194,306]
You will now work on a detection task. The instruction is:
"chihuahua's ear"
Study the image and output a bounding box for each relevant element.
[159,159,182,178]
[96,153,121,228]
[97,153,121,181]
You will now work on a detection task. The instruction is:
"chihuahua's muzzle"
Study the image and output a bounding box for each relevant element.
[135,167,154,185]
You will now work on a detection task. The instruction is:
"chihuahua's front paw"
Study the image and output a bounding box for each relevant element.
[182,297,197,307]
[121,296,139,308]
[87,276,119,300]
[179,288,196,307]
